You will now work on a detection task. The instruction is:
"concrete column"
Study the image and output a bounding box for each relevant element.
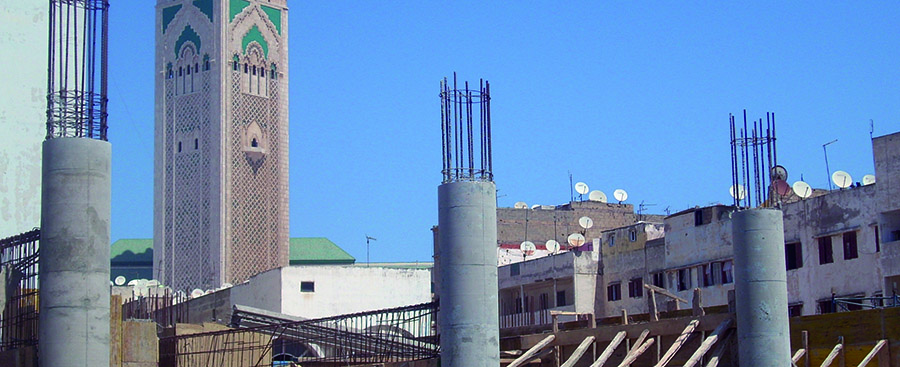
[39,138,111,367]
[732,208,790,367]
[437,181,499,367]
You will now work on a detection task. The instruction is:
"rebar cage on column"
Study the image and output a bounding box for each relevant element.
[440,73,492,183]
[46,0,109,140]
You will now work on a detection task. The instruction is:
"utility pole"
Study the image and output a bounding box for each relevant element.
[823,139,837,190]
[365,235,377,266]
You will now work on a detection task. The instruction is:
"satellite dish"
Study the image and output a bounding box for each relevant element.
[514,201,527,209]
[519,241,536,256]
[114,276,126,286]
[545,240,560,254]
[146,279,160,287]
[862,174,875,186]
[578,216,594,229]
[771,165,788,181]
[613,189,628,203]
[773,179,792,197]
[729,184,747,200]
[567,233,586,247]
[531,204,541,210]
[191,289,204,298]
[832,171,852,189]
[792,181,812,199]
[588,190,607,203]
[127,279,139,286]
[575,182,589,195]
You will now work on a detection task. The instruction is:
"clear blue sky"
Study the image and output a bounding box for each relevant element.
[107,2,900,263]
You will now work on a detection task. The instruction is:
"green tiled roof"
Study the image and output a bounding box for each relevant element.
[290,237,356,265]
[110,238,154,264]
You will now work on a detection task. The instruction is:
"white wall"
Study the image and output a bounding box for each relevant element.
[0,2,47,237]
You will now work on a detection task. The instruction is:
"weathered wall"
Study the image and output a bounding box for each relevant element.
[598,223,665,317]
[874,132,900,214]
[0,1,46,237]
[782,184,883,315]
[229,266,282,315]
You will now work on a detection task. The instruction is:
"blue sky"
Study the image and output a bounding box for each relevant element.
[107,2,899,263]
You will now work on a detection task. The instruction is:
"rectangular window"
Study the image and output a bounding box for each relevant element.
[629,230,637,242]
[194,63,198,73]
[818,299,835,314]
[194,138,199,150]
[609,234,615,247]
[177,141,182,153]
[515,297,522,313]
[677,269,689,291]
[556,290,566,307]
[818,237,834,264]
[539,293,549,310]
[720,260,733,284]
[694,210,704,226]
[628,278,643,298]
[701,264,714,287]
[510,263,520,276]
[843,232,858,260]
[785,242,803,270]
[652,272,665,288]
[300,281,315,293]
[607,283,621,301]
[788,303,803,317]
[875,226,880,252]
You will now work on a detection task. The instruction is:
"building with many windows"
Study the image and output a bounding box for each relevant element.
[153,0,290,291]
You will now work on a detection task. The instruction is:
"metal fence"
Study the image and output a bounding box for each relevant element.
[160,301,439,366]
[0,229,40,351]
[122,287,191,331]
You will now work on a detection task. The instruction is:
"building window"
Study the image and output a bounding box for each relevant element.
[818,299,835,314]
[608,234,615,247]
[252,65,257,75]
[539,293,549,310]
[166,63,173,79]
[788,303,803,317]
[607,283,621,301]
[628,278,643,298]
[677,269,690,291]
[261,67,266,78]
[177,141,182,153]
[556,290,567,307]
[178,67,183,76]
[510,263,520,276]
[720,260,733,284]
[875,226,880,252]
[194,138,199,150]
[244,63,248,73]
[300,281,315,292]
[843,232,858,260]
[629,230,637,242]
[818,236,834,264]
[515,297,522,313]
[785,242,803,270]
[652,272,665,288]
[203,54,210,71]
[701,264,715,287]
[186,65,191,75]
[194,63,198,73]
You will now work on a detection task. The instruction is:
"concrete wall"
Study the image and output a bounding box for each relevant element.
[874,131,900,214]
[598,222,665,316]
[0,1,46,237]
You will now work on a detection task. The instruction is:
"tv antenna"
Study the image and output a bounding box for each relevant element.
[365,235,377,266]
[637,201,656,221]
[823,139,838,190]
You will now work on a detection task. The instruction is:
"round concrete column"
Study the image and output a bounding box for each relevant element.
[39,137,111,367]
[732,208,790,367]
[437,181,499,367]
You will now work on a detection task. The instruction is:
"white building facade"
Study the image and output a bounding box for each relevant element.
[154,0,290,290]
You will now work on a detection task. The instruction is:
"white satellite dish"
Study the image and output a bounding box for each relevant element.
[519,241,536,256]
[613,189,628,203]
[127,279,139,286]
[792,181,812,199]
[588,190,607,203]
[146,279,160,287]
[578,216,594,229]
[832,170,852,189]
[514,201,527,209]
[773,179,792,198]
[114,276,126,286]
[862,174,875,186]
[191,288,204,298]
[729,184,747,200]
[545,240,560,254]
[771,165,788,181]
[575,182,589,195]
[531,204,541,210]
[567,233,586,247]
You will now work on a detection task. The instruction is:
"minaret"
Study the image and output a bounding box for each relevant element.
[40,1,111,366]
[153,0,290,290]
[436,74,500,367]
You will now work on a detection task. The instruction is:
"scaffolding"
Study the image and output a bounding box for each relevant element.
[0,229,40,352]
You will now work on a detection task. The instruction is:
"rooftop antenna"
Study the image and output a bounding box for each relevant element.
[365,235,377,266]
[568,171,574,202]
[637,201,656,221]
[823,139,838,190]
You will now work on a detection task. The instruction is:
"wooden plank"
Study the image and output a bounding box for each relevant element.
[683,318,733,367]
[589,331,627,367]
[632,329,651,354]
[645,284,688,304]
[561,336,596,367]
[616,338,656,367]
[502,347,554,366]
[654,319,700,367]
[792,349,806,364]
[820,343,843,367]
[648,289,659,322]
[703,329,732,367]
[857,339,887,367]
[508,334,555,367]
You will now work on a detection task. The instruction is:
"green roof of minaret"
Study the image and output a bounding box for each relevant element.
[161,4,181,33]
[261,5,281,34]
[242,25,268,58]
